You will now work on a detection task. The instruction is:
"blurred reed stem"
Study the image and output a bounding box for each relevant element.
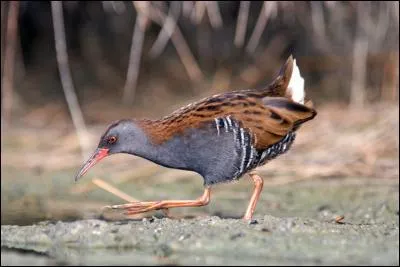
[51,1,90,160]
[1,1,19,127]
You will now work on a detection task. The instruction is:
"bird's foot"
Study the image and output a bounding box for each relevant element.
[103,201,169,217]
[104,188,211,216]
[104,201,160,214]
[124,202,165,215]
[104,198,209,216]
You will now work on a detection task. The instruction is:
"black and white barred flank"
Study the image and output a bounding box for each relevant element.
[214,116,296,180]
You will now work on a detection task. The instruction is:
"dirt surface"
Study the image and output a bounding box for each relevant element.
[2,178,399,266]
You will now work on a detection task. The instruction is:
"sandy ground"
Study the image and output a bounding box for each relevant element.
[1,178,399,266]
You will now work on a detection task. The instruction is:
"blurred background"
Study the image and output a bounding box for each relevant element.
[1,1,399,226]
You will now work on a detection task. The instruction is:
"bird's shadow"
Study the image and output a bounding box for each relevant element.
[210,212,242,220]
[98,211,243,222]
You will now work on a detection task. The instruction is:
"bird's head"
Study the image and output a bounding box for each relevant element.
[74,119,148,181]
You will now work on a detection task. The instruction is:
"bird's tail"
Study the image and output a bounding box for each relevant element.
[260,55,308,106]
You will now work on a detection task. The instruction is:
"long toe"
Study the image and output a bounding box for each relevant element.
[124,207,152,215]
[110,202,147,210]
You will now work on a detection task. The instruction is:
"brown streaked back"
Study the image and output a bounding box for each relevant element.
[138,92,316,151]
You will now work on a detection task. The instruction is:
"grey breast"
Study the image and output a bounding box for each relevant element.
[185,116,258,185]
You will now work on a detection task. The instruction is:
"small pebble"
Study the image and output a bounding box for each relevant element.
[335,215,345,224]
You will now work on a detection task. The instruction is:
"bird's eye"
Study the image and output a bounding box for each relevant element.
[107,136,117,144]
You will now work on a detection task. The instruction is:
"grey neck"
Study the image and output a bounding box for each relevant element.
[125,133,190,172]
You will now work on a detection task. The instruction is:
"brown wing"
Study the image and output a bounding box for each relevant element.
[244,97,316,150]
[138,94,316,150]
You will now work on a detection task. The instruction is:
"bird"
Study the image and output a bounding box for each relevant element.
[75,55,317,221]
